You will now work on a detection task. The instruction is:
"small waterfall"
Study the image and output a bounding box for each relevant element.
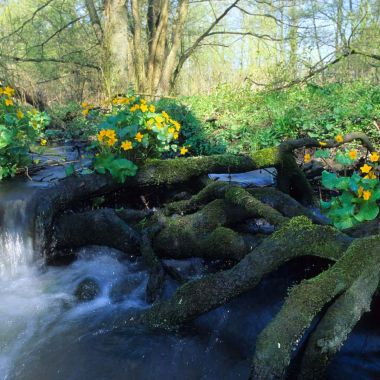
[0,195,35,279]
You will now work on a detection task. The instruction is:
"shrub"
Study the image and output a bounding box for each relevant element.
[86,96,188,182]
[304,140,380,229]
[0,86,49,180]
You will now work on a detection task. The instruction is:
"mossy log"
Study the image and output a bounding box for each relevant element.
[251,235,380,380]
[141,227,166,303]
[140,217,352,329]
[153,199,253,260]
[298,267,380,380]
[53,208,141,254]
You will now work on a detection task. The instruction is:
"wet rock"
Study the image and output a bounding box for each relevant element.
[162,258,205,281]
[74,277,101,302]
[109,273,146,303]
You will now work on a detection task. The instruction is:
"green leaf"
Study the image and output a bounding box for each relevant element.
[321,170,339,190]
[335,152,353,166]
[314,149,330,158]
[354,201,379,222]
[333,217,357,230]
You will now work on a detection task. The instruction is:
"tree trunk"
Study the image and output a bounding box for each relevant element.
[103,0,130,97]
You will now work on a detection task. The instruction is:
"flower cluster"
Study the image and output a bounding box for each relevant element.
[82,102,94,117]
[91,95,190,182]
[0,85,49,179]
[308,134,380,229]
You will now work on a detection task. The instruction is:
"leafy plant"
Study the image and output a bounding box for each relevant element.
[87,96,189,182]
[0,85,49,180]
[309,145,380,229]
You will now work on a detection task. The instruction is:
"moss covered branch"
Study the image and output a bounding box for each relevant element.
[251,235,380,380]
[140,217,352,329]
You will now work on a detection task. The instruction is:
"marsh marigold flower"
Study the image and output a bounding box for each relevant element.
[3,86,15,97]
[162,111,170,121]
[304,153,311,163]
[370,152,379,162]
[16,109,24,119]
[135,132,144,142]
[98,129,117,146]
[40,139,47,146]
[5,98,13,106]
[363,190,372,201]
[140,104,148,113]
[149,105,155,113]
[358,186,364,198]
[180,146,188,155]
[319,141,327,147]
[335,134,344,143]
[364,171,377,179]
[348,150,357,160]
[360,164,372,174]
[121,140,133,151]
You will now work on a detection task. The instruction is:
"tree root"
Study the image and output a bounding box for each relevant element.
[141,227,166,303]
[298,267,380,380]
[140,217,352,329]
[251,235,380,380]
[153,199,253,260]
[248,188,328,225]
[53,208,141,254]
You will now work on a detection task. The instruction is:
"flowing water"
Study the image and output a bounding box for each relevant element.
[1,149,380,380]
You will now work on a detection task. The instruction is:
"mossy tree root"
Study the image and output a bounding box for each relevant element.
[248,187,328,225]
[53,208,141,255]
[153,198,253,261]
[140,217,352,329]
[251,235,380,380]
[298,267,380,380]
[141,226,166,303]
[224,187,288,226]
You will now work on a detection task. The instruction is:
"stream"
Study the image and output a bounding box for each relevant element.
[1,146,380,380]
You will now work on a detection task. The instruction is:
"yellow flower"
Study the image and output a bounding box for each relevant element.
[363,190,372,201]
[370,152,379,162]
[31,121,38,130]
[364,171,377,179]
[98,129,117,146]
[155,116,164,124]
[173,132,179,140]
[135,132,144,142]
[162,111,170,121]
[140,98,147,105]
[180,146,188,155]
[149,105,155,113]
[358,186,364,198]
[172,120,181,131]
[360,164,372,174]
[168,127,175,134]
[40,138,47,146]
[82,102,89,108]
[3,86,15,97]
[319,141,327,147]
[304,153,311,163]
[130,104,140,112]
[82,108,89,116]
[348,150,357,160]
[335,134,344,143]
[121,140,133,151]
[140,104,148,113]
[16,109,24,119]
[5,98,13,106]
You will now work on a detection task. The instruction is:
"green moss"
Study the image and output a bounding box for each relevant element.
[250,146,280,167]
[225,186,287,225]
[202,226,247,260]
